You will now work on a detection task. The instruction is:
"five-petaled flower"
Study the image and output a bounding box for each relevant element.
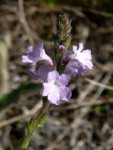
[69,43,93,70]
[22,42,53,66]
[42,70,72,105]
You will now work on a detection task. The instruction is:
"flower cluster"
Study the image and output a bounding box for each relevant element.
[22,42,93,105]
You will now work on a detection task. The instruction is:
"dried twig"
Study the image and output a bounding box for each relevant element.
[1,97,113,128]
[0,101,42,128]
[91,73,112,100]
[85,77,113,91]
[0,33,12,98]
[78,73,112,118]
[18,0,34,44]
[59,99,113,110]
[77,74,102,102]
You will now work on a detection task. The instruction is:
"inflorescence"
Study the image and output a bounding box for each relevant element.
[22,14,93,105]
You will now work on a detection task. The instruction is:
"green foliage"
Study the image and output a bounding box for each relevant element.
[108,89,113,98]
[41,0,57,7]
[93,104,107,116]
[45,0,56,5]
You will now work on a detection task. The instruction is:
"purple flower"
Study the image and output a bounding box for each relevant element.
[65,60,85,77]
[42,70,72,105]
[22,42,53,66]
[69,43,93,70]
[26,65,50,81]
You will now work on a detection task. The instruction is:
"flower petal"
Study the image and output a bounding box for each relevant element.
[27,45,33,53]
[72,45,77,53]
[60,86,72,101]
[78,50,92,60]
[42,82,54,96]
[22,55,34,63]
[58,74,69,86]
[62,50,72,61]
[65,60,85,77]
[81,59,93,69]
[26,69,39,79]
[48,85,60,105]
[78,43,84,52]
[22,42,53,66]
[47,70,59,82]
[37,65,50,81]
[43,82,60,105]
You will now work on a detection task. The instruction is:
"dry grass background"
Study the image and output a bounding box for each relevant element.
[0,0,113,149]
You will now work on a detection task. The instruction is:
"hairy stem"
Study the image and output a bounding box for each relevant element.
[19,99,50,149]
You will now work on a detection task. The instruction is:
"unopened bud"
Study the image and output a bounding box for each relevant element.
[58,45,65,51]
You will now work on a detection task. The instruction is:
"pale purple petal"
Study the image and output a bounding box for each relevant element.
[48,85,60,105]
[58,74,69,86]
[37,65,50,81]
[26,65,50,81]
[62,50,72,61]
[22,55,34,63]
[65,66,76,77]
[37,42,53,66]
[60,87,72,101]
[80,50,92,60]
[78,43,84,52]
[72,43,83,53]
[43,82,54,96]
[27,45,33,53]
[22,42,53,66]
[26,69,39,79]
[43,83,60,105]
[76,50,92,64]
[80,59,93,69]
[72,45,77,53]
[65,60,85,77]
[47,70,59,82]
[33,42,44,57]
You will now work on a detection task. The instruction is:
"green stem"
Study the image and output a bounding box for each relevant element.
[19,99,50,149]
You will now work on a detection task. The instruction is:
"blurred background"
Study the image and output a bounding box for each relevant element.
[0,0,113,149]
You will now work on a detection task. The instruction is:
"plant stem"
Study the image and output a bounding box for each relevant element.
[19,99,50,149]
